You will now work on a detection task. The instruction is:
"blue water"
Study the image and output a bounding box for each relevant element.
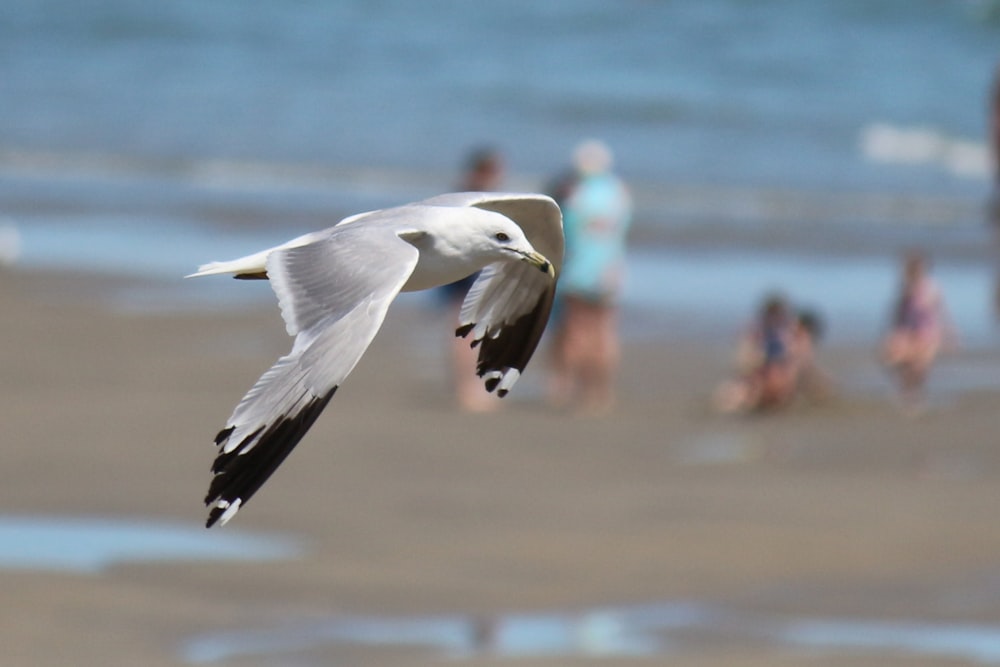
[0,515,300,573]
[1,0,997,196]
[3,0,1000,344]
[180,601,1000,665]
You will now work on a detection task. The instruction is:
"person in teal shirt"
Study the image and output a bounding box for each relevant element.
[549,140,632,415]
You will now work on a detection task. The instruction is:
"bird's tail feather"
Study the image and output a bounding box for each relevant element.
[186,231,321,279]
[185,249,272,279]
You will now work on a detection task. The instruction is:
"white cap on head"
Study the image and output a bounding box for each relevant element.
[573,139,613,175]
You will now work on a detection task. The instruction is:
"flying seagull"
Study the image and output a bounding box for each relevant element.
[189,192,563,527]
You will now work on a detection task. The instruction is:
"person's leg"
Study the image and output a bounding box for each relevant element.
[898,334,941,406]
[547,318,573,408]
[756,363,795,409]
[551,297,588,408]
[881,331,908,367]
[590,305,619,413]
[574,302,617,415]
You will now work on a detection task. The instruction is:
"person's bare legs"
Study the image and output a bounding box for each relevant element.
[882,332,938,411]
[567,299,618,416]
[583,304,618,415]
[547,318,573,409]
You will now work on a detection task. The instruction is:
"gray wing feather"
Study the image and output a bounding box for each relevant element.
[231,225,415,432]
[460,262,545,340]
[456,260,557,396]
[205,224,418,526]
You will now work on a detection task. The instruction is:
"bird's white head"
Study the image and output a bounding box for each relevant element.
[461,209,555,277]
[401,205,556,292]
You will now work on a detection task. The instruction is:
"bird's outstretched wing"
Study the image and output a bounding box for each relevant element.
[205,222,419,527]
[423,193,564,396]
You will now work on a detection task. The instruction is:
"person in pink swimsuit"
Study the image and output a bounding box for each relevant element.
[881,252,953,407]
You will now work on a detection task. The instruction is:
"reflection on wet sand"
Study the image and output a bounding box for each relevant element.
[181,600,1000,664]
[0,515,300,573]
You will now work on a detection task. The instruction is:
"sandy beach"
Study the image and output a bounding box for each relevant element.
[1,267,1000,667]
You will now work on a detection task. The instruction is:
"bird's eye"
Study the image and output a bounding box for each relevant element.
[494,232,510,242]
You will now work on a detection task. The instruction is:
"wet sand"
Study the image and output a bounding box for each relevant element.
[3,269,1000,666]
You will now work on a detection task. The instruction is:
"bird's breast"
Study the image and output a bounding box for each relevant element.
[401,255,483,293]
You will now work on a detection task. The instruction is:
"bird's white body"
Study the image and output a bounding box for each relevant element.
[190,206,539,292]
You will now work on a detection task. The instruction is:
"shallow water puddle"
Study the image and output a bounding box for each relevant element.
[181,601,1000,664]
[781,617,1000,663]
[181,603,704,663]
[0,515,300,573]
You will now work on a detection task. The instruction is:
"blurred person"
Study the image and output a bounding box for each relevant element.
[441,146,505,411]
[753,296,799,409]
[989,64,1000,223]
[548,140,632,415]
[987,65,1000,314]
[714,294,792,413]
[880,251,954,410]
[713,295,831,414]
[458,146,505,193]
[789,309,834,403]
[991,63,1000,192]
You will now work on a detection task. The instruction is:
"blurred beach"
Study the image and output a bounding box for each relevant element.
[4,1,1000,665]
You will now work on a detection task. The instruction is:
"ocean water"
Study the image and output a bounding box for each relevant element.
[2,0,1000,338]
[1,0,998,192]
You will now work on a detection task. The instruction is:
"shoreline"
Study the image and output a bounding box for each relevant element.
[8,231,1000,352]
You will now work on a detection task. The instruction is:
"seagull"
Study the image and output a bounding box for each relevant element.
[189,192,563,527]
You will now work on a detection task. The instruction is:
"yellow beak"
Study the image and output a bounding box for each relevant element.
[521,250,555,278]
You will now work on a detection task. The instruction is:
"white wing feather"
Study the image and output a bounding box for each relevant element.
[205,223,419,526]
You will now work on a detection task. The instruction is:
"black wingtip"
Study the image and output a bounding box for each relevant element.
[471,285,556,396]
[455,323,474,338]
[210,426,265,475]
[204,387,338,527]
[214,426,235,446]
